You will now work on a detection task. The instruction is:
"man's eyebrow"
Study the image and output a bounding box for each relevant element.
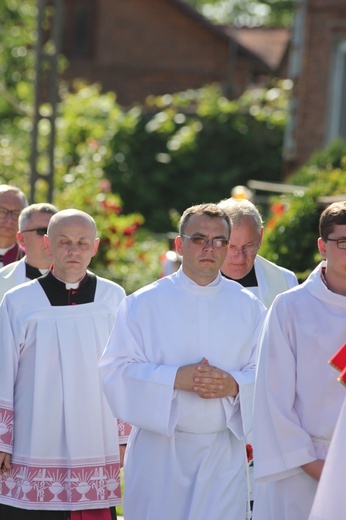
[191,233,228,238]
[229,240,257,246]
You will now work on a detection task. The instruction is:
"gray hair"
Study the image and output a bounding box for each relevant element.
[0,184,28,207]
[19,203,58,231]
[217,198,263,234]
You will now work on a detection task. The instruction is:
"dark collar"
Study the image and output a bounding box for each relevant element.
[221,265,258,287]
[25,262,44,280]
[38,270,97,306]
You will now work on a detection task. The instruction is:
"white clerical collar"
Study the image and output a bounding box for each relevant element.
[181,268,222,287]
[0,246,12,255]
[52,270,85,290]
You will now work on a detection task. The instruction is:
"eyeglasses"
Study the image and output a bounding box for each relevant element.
[227,245,260,256]
[182,234,229,248]
[0,207,21,220]
[21,227,48,236]
[326,237,346,249]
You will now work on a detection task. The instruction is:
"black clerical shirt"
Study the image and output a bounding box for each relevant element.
[221,265,258,288]
[38,271,97,306]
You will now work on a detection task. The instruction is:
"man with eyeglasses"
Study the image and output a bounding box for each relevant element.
[253,201,346,520]
[0,203,58,301]
[0,185,28,268]
[99,203,266,520]
[218,198,298,307]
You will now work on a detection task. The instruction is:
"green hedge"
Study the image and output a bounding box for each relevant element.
[104,82,289,232]
[260,139,346,280]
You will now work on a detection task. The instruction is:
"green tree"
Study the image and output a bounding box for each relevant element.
[0,0,166,294]
[260,140,346,281]
[104,82,290,232]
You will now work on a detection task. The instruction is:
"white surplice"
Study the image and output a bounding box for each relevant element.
[0,276,126,511]
[253,261,346,520]
[241,255,298,504]
[309,396,346,520]
[99,268,266,520]
[254,255,298,307]
[0,256,27,301]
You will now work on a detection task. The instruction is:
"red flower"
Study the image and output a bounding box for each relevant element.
[270,202,285,216]
[246,444,253,463]
[123,222,140,236]
[101,200,122,214]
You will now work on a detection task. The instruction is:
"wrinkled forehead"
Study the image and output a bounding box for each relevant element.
[0,191,26,209]
[229,218,261,243]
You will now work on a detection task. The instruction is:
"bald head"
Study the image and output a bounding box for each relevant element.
[47,209,97,239]
[44,209,99,283]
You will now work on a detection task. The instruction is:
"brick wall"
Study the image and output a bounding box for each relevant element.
[62,0,267,105]
[288,0,346,172]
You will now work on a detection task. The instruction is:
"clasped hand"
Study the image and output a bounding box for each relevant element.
[0,452,11,473]
[174,357,239,399]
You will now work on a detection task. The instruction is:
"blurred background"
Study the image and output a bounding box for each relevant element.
[2,0,346,292]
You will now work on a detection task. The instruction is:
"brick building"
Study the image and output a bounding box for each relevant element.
[61,0,289,106]
[284,0,346,173]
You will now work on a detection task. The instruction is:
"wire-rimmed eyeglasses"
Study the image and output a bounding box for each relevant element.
[182,234,229,248]
[227,245,260,256]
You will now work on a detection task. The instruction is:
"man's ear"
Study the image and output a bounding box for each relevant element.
[43,234,51,252]
[259,227,264,246]
[16,231,25,248]
[317,237,327,259]
[92,237,100,257]
[175,236,183,256]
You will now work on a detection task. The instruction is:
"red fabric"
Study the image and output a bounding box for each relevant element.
[70,509,112,520]
[329,343,346,386]
[2,242,24,265]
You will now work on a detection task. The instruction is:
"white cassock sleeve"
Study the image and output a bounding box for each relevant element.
[309,396,346,520]
[253,295,317,482]
[99,298,180,437]
[0,294,23,455]
[100,281,265,439]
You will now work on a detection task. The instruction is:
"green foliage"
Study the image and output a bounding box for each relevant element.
[0,0,290,293]
[52,83,167,293]
[105,82,289,232]
[0,0,37,190]
[260,140,346,280]
[0,0,36,117]
[0,77,167,293]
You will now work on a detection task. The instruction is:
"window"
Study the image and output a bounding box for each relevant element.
[328,39,346,142]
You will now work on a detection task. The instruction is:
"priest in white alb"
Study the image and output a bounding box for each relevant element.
[253,201,346,520]
[99,203,266,520]
[0,209,128,520]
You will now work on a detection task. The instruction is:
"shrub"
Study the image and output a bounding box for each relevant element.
[104,82,290,232]
[260,140,346,280]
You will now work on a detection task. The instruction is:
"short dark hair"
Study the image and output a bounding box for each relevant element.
[319,201,346,241]
[179,203,231,237]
